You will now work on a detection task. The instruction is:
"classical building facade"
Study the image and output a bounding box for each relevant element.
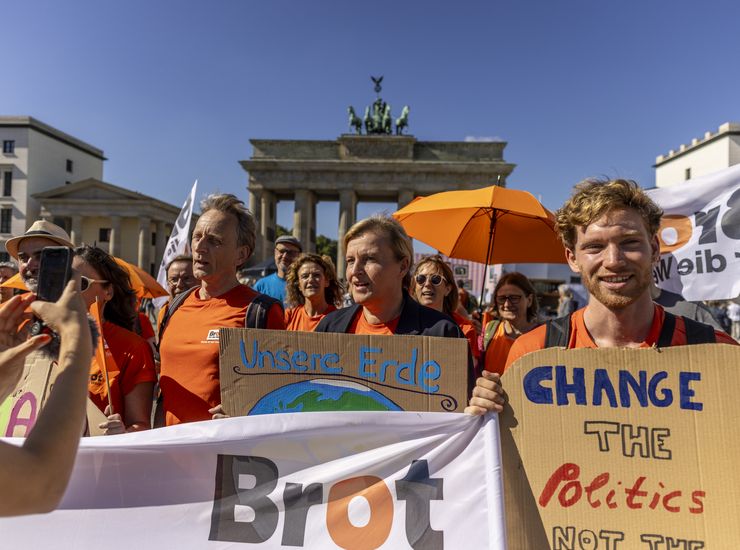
[0,116,105,260]
[655,122,740,187]
[241,134,515,276]
[34,178,182,274]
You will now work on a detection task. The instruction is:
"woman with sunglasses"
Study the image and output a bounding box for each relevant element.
[482,272,540,376]
[410,256,480,367]
[284,254,342,332]
[73,245,156,434]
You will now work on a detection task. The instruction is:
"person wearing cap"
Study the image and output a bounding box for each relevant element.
[253,235,302,306]
[5,220,75,293]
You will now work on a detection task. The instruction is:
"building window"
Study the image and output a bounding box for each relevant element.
[66,159,74,173]
[151,232,157,246]
[2,141,14,154]
[685,167,691,180]
[2,171,10,196]
[99,228,111,243]
[0,208,12,233]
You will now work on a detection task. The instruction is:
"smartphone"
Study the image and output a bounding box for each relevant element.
[37,246,73,302]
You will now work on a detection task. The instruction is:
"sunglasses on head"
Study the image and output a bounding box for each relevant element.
[415,273,446,286]
[80,276,108,292]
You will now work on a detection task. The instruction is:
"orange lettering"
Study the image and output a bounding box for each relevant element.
[326,475,393,550]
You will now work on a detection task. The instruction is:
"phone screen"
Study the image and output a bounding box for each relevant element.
[37,247,72,302]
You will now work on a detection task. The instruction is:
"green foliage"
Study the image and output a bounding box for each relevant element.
[316,234,338,265]
[276,224,291,237]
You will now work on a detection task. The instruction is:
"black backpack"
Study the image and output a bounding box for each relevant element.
[544,311,717,348]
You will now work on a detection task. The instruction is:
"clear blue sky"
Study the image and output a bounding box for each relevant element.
[3,0,739,241]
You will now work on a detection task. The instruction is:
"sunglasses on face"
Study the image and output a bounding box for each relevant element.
[415,273,446,286]
[80,276,108,292]
[496,294,524,306]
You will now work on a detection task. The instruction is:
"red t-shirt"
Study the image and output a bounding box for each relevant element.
[159,285,285,425]
[505,305,738,371]
[138,312,155,340]
[285,304,337,332]
[88,321,157,417]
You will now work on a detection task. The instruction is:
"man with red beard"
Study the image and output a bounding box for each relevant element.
[467,178,736,415]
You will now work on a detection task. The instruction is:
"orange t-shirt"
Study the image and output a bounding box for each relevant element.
[156,302,168,335]
[484,321,516,376]
[505,305,738,371]
[452,312,480,362]
[285,304,337,332]
[88,321,157,417]
[159,285,285,426]
[347,309,400,335]
[138,312,155,340]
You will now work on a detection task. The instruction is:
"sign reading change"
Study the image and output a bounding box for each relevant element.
[219,328,470,416]
[500,343,740,549]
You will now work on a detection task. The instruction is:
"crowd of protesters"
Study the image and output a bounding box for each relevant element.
[1,179,739,516]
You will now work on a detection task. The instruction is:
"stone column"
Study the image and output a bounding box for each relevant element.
[70,215,83,246]
[397,189,415,210]
[337,189,357,280]
[155,220,166,270]
[248,187,262,260]
[260,190,277,262]
[109,216,122,257]
[138,216,152,271]
[293,189,316,253]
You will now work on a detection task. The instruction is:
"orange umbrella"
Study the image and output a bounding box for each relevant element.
[0,272,27,291]
[113,257,168,299]
[393,185,566,304]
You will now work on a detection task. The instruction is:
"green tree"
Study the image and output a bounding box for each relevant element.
[276,224,291,237]
[316,234,338,266]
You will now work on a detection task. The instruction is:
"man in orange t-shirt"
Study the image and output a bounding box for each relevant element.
[158,194,285,426]
[467,179,738,415]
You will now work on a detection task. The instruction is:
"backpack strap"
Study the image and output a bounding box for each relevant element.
[544,314,572,348]
[656,311,716,347]
[482,319,501,351]
[156,286,198,350]
[245,293,282,329]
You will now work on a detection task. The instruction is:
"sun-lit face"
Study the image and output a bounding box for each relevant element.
[413,263,451,313]
[72,256,113,310]
[274,243,301,278]
[167,260,198,297]
[297,261,329,303]
[191,210,248,286]
[345,231,409,310]
[495,283,532,324]
[566,208,659,310]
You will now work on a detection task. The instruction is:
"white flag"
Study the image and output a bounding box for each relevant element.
[647,165,740,300]
[155,180,198,306]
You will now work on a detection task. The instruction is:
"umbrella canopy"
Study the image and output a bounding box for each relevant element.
[0,272,27,291]
[393,185,566,265]
[113,257,168,299]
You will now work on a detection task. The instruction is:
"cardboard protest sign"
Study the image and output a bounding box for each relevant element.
[0,351,108,437]
[500,344,740,549]
[219,328,470,416]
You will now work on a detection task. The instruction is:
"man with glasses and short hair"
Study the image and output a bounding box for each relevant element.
[253,235,302,307]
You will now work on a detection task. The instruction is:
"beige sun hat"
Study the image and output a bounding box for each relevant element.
[5,220,74,260]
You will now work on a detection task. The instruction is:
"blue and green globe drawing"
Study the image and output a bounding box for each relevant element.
[249,379,401,415]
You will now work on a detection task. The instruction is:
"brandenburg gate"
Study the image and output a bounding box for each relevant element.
[240,82,516,277]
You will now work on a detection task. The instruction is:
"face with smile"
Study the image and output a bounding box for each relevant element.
[72,256,113,310]
[413,263,451,313]
[274,243,301,278]
[191,210,248,287]
[345,230,409,310]
[566,208,659,310]
[495,283,532,324]
[297,261,328,304]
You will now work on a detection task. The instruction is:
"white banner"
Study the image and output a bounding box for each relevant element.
[154,179,198,307]
[0,412,505,549]
[647,164,740,300]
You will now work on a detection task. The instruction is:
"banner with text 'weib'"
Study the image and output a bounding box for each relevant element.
[647,164,740,300]
[0,412,505,549]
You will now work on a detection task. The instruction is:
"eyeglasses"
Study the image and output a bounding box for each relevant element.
[80,276,108,292]
[415,273,446,286]
[495,294,524,306]
[275,247,299,257]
